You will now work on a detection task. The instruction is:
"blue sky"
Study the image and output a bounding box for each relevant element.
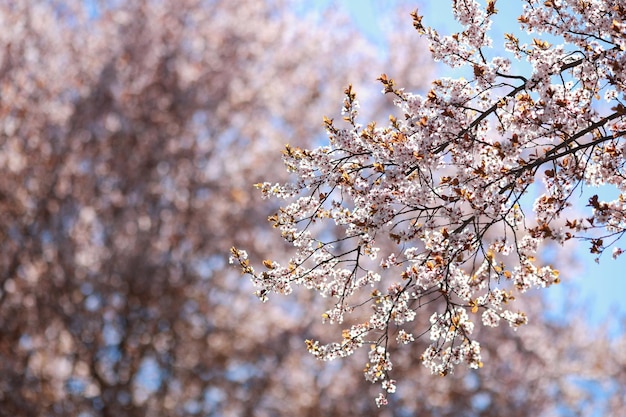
[323,0,626,328]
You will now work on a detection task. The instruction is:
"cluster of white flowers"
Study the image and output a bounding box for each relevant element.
[232,0,626,406]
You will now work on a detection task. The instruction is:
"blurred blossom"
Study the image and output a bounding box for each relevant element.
[0,1,624,417]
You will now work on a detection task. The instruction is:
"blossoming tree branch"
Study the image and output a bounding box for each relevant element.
[231,0,626,406]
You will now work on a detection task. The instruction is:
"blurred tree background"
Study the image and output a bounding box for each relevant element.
[0,1,624,416]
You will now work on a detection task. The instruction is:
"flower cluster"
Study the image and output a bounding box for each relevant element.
[233,0,626,405]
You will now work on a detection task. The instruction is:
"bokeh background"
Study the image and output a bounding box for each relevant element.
[0,1,624,416]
